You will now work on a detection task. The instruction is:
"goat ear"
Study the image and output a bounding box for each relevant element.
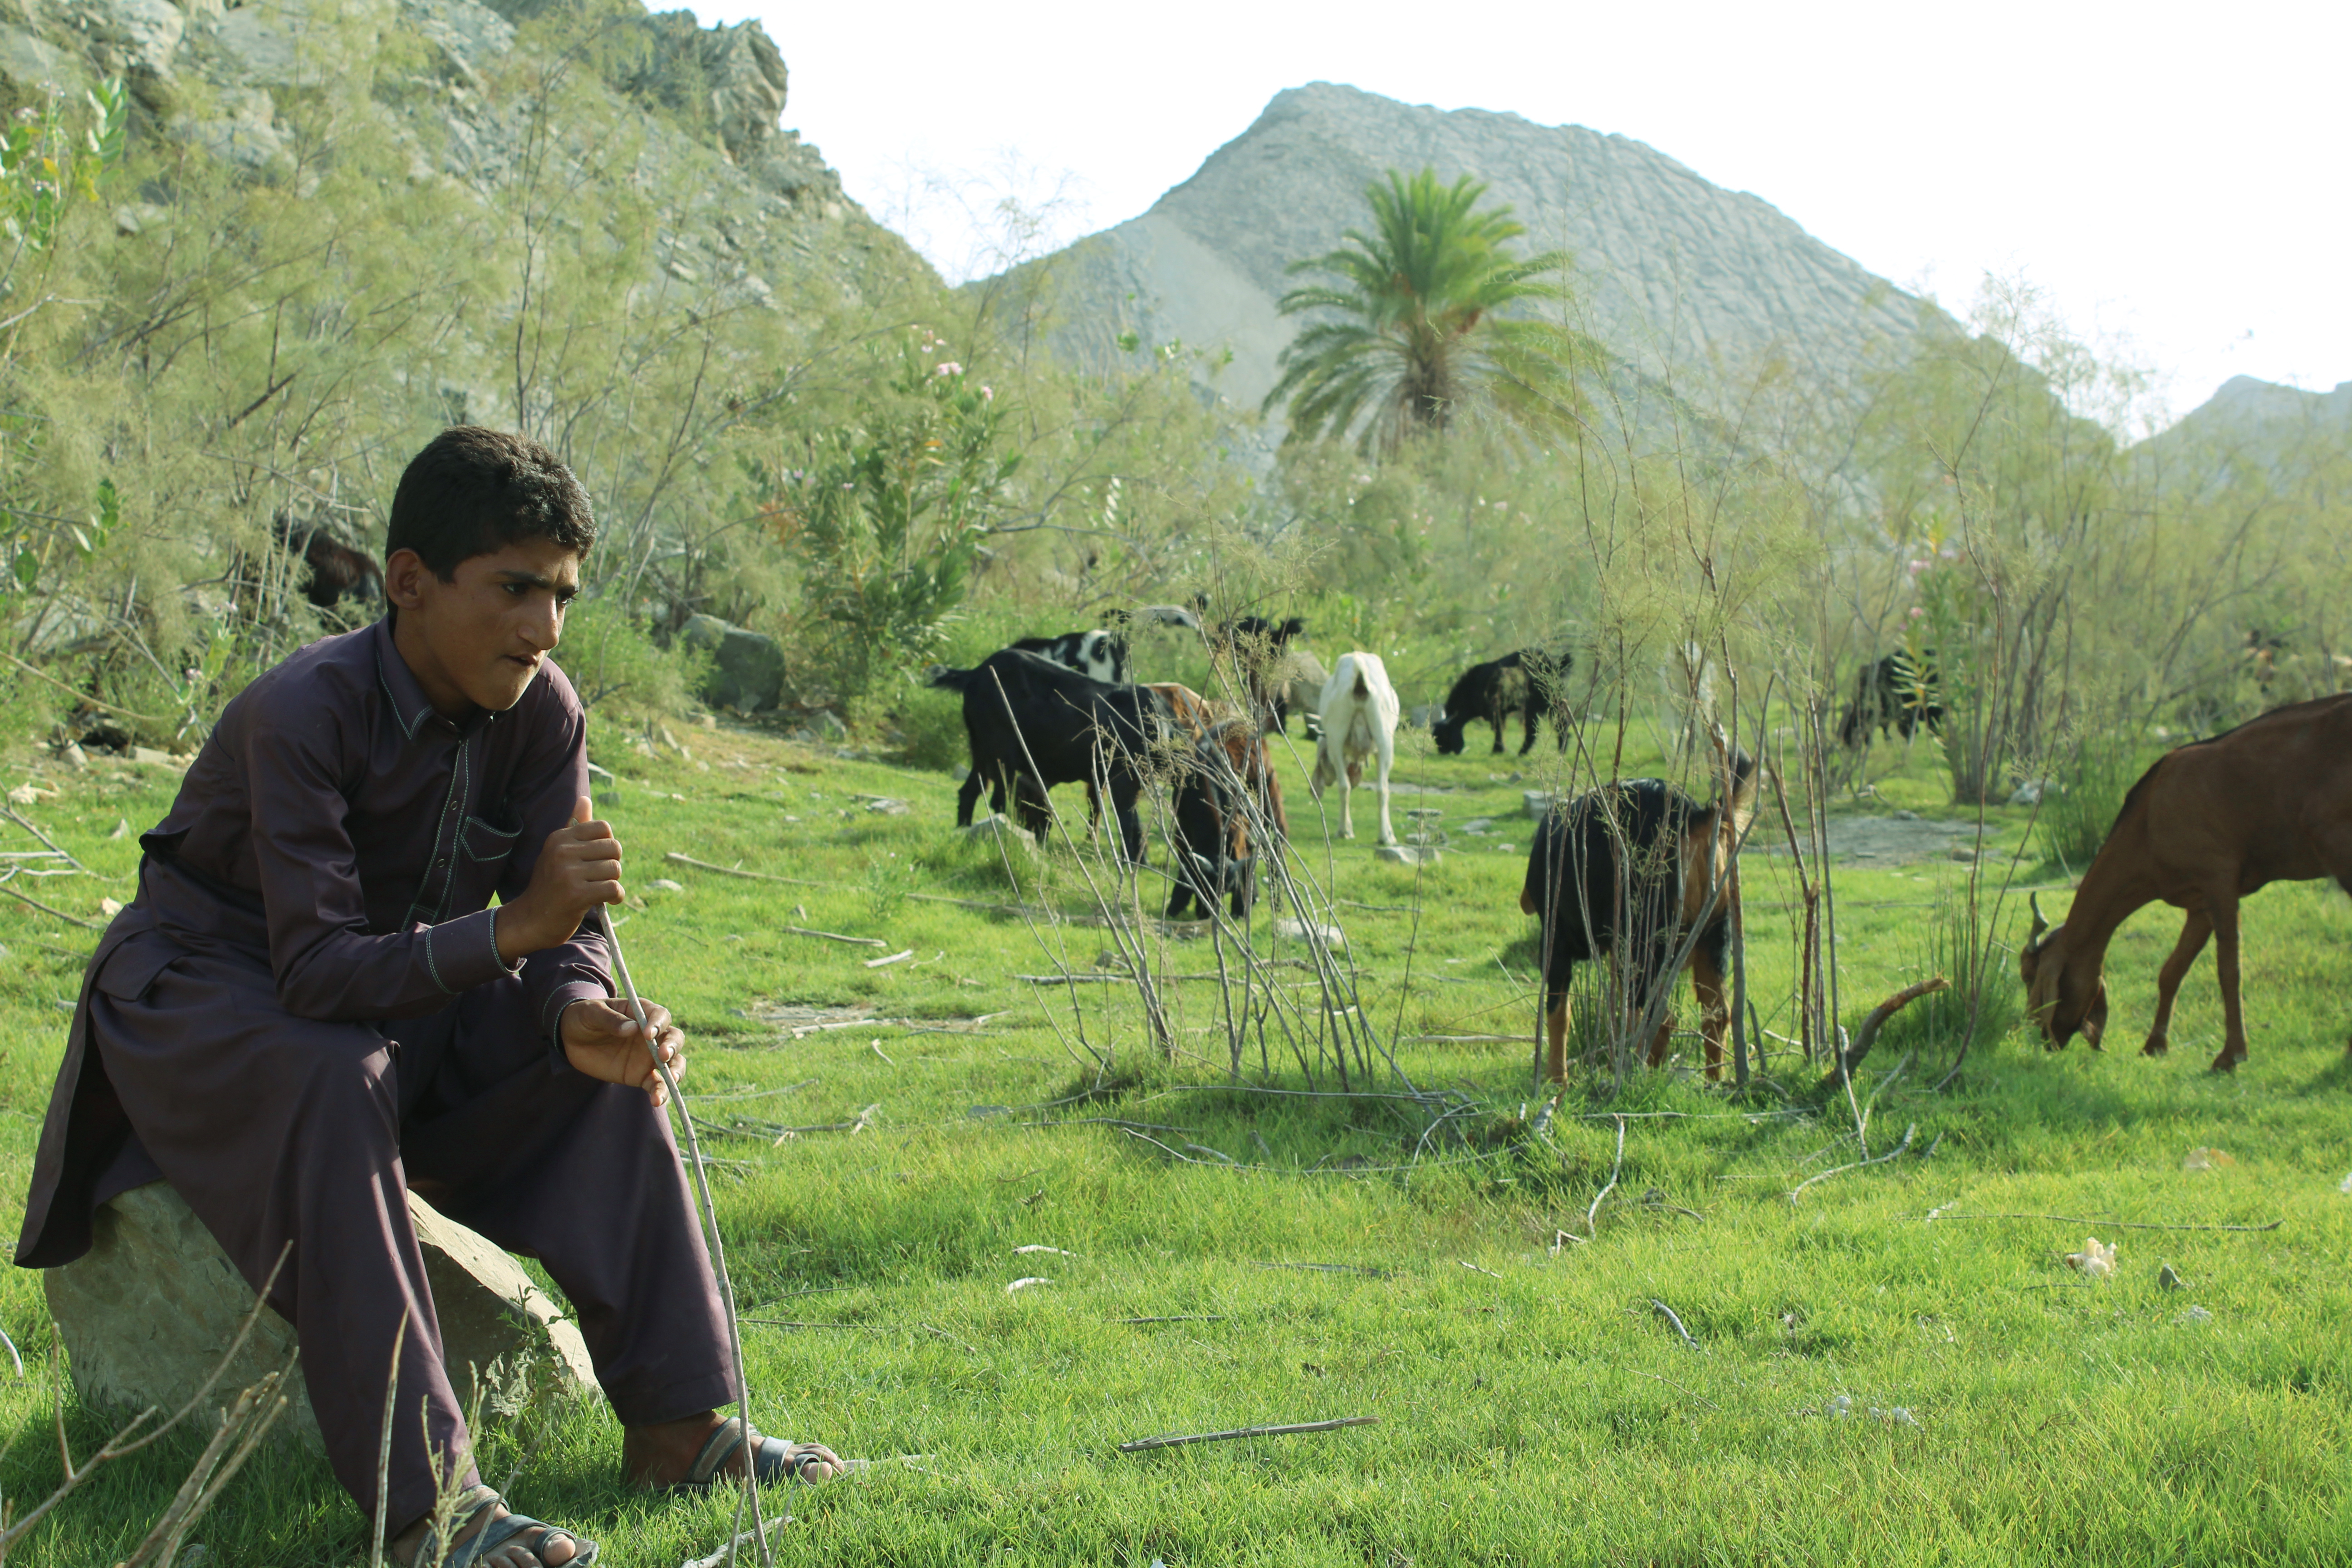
[2028,892,2050,947]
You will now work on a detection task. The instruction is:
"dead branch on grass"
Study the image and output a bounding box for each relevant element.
[1116,1416,1377,1452]
[1788,1122,1919,1202]
[1831,976,1950,1077]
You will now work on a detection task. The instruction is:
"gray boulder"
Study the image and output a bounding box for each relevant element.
[45,1181,595,1453]
[679,613,785,713]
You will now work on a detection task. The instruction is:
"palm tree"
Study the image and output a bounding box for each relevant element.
[1264,168,1570,456]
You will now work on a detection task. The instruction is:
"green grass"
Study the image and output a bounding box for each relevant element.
[0,723,2345,1565]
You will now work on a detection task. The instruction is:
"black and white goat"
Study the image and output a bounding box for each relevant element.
[1009,604,1203,686]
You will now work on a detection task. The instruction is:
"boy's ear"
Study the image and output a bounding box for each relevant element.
[384,548,434,612]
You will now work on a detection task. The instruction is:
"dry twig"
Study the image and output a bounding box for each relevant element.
[1116,1416,1377,1453]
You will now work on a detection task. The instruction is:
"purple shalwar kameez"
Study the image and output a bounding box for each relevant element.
[15,618,734,1527]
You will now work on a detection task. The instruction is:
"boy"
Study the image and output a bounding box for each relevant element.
[17,429,837,1567]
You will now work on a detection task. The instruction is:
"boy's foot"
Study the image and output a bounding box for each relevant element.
[389,1486,590,1568]
[625,1410,844,1488]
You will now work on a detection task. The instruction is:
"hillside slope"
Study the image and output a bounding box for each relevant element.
[993,82,1942,439]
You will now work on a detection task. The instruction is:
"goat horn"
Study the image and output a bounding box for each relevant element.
[2028,892,2049,945]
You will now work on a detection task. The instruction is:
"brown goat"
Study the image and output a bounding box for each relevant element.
[2020,693,2352,1072]
[1150,682,1287,838]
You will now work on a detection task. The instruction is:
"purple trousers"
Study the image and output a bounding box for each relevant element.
[88,950,734,1529]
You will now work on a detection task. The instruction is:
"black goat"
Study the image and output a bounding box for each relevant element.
[927,649,1171,861]
[1838,649,1943,749]
[1432,648,1573,755]
[273,513,383,609]
[1210,614,1308,731]
[1518,753,1760,1083]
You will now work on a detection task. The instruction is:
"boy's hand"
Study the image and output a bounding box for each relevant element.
[497,796,622,962]
[561,996,685,1107]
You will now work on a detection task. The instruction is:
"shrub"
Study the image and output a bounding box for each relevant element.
[2036,733,2140,873]
[560,595,710,723]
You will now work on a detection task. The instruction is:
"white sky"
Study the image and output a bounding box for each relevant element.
[693,0,2347,428]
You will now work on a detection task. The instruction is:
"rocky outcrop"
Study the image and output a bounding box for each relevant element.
[995,82,1945,442]
[680,612,786,713]
[44,1181,595,1453]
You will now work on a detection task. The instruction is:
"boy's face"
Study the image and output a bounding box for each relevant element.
[386,537,583,719]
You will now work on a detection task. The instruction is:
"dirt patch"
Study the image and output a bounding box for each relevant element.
[1751,811,1989,868]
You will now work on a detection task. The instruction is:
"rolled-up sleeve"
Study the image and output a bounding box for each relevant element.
[246,715,519,1020]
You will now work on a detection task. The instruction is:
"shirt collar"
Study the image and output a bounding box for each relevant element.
[370,616,491,740]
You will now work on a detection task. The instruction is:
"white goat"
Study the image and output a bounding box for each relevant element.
[1309,652,1400,845]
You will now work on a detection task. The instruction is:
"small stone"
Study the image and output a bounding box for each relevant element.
[2176,1305,2213,1324]
[2156,1263,2185,1291]
[866,798,911,815]
[646,878,686,893]
[1523,790,1558,818]
[1273,917,1344,949]
[108,818,129,840]
[959,815,1036,852]
[698,713,717,729]
[1950,846,1976,862]
[1460,818,1495,834]
[1375,844,1440,865]
[59,742,88,770]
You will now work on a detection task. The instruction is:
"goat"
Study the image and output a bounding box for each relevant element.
[1151,680,1289,833]
[1009,604,1203,687]
[1432,648,1574,755]
[1518,752,1762,1083]
[2019,693,2352,1073]
[1166,718,1284,921]
[273,513,383,610]
[1272,645,1328,740]
[1309,652,1400,846]
[1838,648,1943,750]
[926,649,1171,862]
[1210,614,1308,730]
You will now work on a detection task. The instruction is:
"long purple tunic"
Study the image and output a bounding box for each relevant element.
[16,618,732,1525]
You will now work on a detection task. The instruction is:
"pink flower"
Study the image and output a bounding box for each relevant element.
[935,361,963,377]
[1909,607,1925,620]
[980,385,994,402]
[1906,559,1930,577]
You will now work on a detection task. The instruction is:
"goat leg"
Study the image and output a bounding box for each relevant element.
[2209,897,2249,1073]
[2144,907,2213,1058]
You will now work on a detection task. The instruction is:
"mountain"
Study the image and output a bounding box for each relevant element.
[989,82,1943,442]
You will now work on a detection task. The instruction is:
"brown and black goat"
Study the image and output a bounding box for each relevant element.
[1166,718,1288,921]
[2020,692,2352,1073]
[1518,753,1761,1082]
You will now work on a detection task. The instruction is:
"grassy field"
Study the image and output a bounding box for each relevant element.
[0,711,2344,1566]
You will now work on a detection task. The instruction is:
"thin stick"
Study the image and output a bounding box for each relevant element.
[1586,1113,1627,1237]
[784,925,887,949]
[0,879,102,928]
[0,1325,20,1379]
[1636,1370,1718,1408]
[1110,1316,1229,1324]
[1116,1416,1377,1452]
[1927,1211,2284,1234]
[1651,1298,1700,1351]
[1788,1122,1917,1202]
[598,906,771,1568]
[1,805,102,877]
[368,1303,412,1568]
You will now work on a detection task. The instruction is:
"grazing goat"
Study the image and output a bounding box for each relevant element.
[1210,615,1308,730]
[926,650,1171,861]
[273,513,383,610]
[2019,693,2352,1073]
[1432,647,1574,755]
[1309,653,1400,846]
[1838,649,1943,749]
[1166,718,1284,921]
[1010,604,1203,686]
[1519,752,1762,1082]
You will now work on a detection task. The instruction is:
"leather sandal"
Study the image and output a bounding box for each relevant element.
[415,1484,600,1568]
[670,1416,844,1491]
